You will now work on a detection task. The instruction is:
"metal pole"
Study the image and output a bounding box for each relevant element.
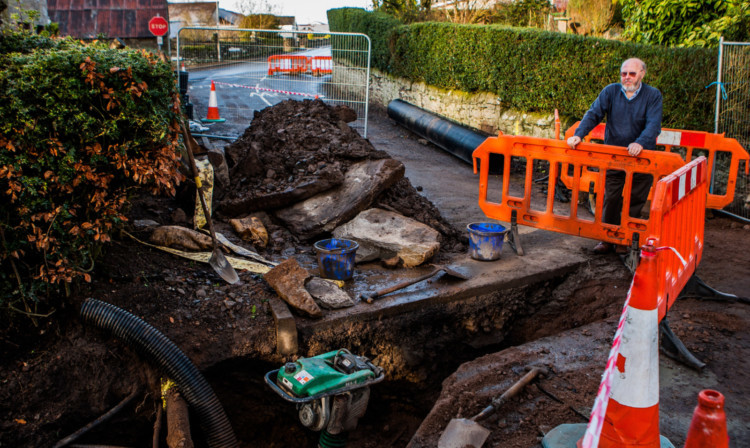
[215,2,221,62]
[714,36,724,134]
[363,34,371,139]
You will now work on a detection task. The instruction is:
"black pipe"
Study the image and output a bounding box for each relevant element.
[80,299,238,448]
[386,99,502,172]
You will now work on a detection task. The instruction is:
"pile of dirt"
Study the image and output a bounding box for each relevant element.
[213,99,463,252]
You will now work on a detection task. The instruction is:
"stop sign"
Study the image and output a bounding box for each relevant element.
[148,16,169,37]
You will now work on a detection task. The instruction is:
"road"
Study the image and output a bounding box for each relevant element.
[185,47,334,138]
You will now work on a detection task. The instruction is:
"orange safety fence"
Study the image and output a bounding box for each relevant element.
[267,55,310,76]
[564,122,749,209]
[267,55,333,76]
[472,133,686,247]
[647,156,707,319]
[310,56,333,75]
[578,157,707,448]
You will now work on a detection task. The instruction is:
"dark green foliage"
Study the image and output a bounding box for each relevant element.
[328,8,402,71]
[492,0,552,28]
[329,9,717,131]
[0,33,184,317]
[620,0,750,48]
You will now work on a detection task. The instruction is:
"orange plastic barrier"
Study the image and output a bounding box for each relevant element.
[472,133,685,247]
[309,56,333,75]
[564,122,748,209]
[267,55,309,76]
[647,156,707,318]
[578,157,707,448]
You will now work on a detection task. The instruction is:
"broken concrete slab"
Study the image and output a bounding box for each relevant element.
[149,225,214,251]
[218,164,344,217]
[274,159,405,240]
[333,208,441,268]
[305,277,356,309]
[263,258,322,318]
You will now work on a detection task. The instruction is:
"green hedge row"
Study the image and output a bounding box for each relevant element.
[328,9,718,131]
[327,7,402,71]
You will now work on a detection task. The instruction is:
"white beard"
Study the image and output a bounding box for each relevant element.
[623,82,641,93]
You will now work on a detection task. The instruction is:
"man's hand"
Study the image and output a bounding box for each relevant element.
[627,142,643,156]
[567,136,581,149]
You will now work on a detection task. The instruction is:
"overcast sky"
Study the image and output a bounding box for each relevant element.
[219,0,373,24]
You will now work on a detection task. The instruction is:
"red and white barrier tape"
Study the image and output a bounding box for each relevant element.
[580,281,632,448]
[213,81,323,99]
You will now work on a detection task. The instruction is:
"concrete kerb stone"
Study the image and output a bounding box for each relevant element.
[267,296,298,356]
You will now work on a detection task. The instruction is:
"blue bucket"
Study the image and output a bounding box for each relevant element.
[314,238,359,280]
[467,222,508,261]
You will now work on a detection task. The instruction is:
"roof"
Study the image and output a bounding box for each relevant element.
[47,0,169,39]
[277,15,295,26]
[218,7,242,25]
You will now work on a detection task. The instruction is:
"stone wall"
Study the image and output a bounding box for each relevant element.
[367,68,559,139]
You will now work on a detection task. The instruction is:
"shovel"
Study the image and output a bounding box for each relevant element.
[180,119,240,285]
[437,367,541,448]
[363,263,472,304]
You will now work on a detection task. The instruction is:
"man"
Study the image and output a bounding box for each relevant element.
[567,58,663,254]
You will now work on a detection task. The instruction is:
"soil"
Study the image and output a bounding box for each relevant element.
[1,102,749,448]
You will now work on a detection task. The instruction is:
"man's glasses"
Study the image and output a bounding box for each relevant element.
[621,71,638,77]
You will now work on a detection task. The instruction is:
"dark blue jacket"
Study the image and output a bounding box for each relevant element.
[574,83,663,149]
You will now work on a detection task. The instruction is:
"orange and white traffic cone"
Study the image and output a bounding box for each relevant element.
[201,80,225,123]
[684,390,729,448]
[595,243,663,448]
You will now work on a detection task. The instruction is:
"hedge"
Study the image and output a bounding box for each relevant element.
[0,34,183,314]
[328,9,718,131]
[327,7,402,72]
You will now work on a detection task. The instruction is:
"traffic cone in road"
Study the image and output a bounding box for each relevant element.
[201,80,225,123]
[684,390,729,448]
[595,243,663,448]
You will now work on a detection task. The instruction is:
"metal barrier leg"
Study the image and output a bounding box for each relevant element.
[660,317,706,370]
[678,275,750,304]
[620,233,640,273]
[506,210,525,256]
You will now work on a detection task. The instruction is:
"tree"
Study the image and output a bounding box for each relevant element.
[619,0,750,47]
[236,0,280,29]
[442,0,493,24]
[372,0,430,22]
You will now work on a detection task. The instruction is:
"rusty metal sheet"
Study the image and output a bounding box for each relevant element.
[49,0,169,38]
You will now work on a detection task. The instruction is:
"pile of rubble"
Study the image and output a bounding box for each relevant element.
[147,99,466,317]
[211,99,464,258]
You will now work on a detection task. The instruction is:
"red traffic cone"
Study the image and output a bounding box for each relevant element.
[684,390,729,448]
[201,80,225,123]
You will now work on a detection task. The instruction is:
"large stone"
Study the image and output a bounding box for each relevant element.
[274,159,405,240]
[149,225,214,251]
[263,258,322,318]
[229,216,269,248]
[332,208,440,268]
[206,146,230,194]
[218,163,344,217]
[305,277,356,309]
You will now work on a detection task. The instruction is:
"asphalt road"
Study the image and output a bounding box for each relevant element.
[185,47,334,138]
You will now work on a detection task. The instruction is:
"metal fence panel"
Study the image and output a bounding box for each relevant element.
[176,27,371,137]
[715,39,750,221]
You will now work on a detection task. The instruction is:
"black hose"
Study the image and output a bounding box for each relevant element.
[80,299,238,448]
[386,99,502,172]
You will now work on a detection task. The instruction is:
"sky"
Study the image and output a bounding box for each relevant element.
[220,0,373,24]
